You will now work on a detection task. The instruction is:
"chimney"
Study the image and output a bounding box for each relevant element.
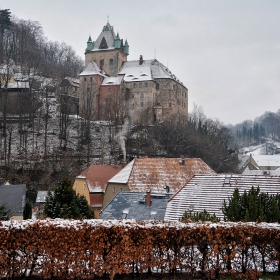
[146,189,151,206]
[139,55,143,65]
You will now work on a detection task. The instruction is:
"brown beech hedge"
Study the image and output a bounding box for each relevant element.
[0,219,280,279]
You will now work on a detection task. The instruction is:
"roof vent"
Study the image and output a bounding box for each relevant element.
[179,155,185,165]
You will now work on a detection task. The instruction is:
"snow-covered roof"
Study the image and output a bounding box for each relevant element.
[100,191,173,220]
[108,159,135,184]
[242,166,280,175]
[118,59,185,86]
[79,61,106,77]
[127,158,216,193]
[7,81,29,89]
[165,174,280,222]
[92,22,116,51]
[108,158,216,194]
[118,60,153,82]
[101,76,123,86]
[253,155,280,168]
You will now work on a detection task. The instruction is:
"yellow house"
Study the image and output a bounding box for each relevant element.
[73,164,124,218]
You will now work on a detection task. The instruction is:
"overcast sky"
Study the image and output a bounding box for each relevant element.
[1,0,280,125]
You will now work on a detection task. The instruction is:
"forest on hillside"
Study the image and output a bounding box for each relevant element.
[1,9,279,191]
[229,110,280,149]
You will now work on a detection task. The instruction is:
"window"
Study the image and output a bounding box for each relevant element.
[177,99,180,105]
[141,93,144,98]
[131,93,134,98]
[83,184,86,190]
[120,188,123,191]
[90,77,93,81]
[75,183,78,189]
[110,59,113,65]
[145,82,148,87]
[87,88,90,93]
[141,101,144,107]
[108,88,111,92]
[139,83,142,88]
[182,101,183,107]
[113,187,116,193]
[173,85,175,90]
[185,92,187,98]
[105,98,109,103]
[134,83,137,88]
[169,102,172,108]
[84,77,86,81]
[156,83,159,90]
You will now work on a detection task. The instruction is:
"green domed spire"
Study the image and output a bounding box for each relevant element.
[87,35,94,51]
[114,32,121,48]
[124,39,129,55]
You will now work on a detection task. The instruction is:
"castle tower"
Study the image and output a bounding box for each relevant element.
[85,22,128,77]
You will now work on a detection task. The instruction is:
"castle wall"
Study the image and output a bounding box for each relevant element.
[78,75,101,120]
[124,80,156,124]
[123,79,188,124]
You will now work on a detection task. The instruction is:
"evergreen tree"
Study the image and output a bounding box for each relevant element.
[43,178,94,219]
[23,199,32,220]
[223,186,280,222]
[0,204,11,220]
[182,209,220,222]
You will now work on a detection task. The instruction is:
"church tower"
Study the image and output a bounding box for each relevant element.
[85,22,129,77]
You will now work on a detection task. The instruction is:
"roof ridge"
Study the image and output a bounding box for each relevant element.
[168,174,196,203]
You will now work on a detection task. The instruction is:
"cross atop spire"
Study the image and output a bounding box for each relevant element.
[107,15,109,23]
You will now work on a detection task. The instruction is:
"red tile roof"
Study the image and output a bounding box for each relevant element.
[126,157,216,193]
[78,165,123,193]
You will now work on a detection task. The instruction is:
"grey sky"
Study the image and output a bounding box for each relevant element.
[2,0,280,125]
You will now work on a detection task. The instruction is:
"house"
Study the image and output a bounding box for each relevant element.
[0,184,26,220]
[58,77,80,115]
[99,191,173,220]
[103,156,216,208]
[79,22,188,124]
[164,174,280,222]
[239,154,280,174]
[0,178,9,185]
[73,164,124,217]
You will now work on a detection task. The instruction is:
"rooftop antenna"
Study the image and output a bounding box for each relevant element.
[107,15,109,23]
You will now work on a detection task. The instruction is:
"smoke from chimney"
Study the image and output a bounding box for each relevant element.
[115,118,130,162]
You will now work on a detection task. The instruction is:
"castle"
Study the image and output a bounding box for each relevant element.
[78,22,188,124]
